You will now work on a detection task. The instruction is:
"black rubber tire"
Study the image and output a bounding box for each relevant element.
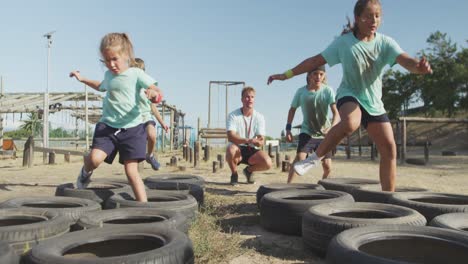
[0,240,19,264]
[429,213,468,233]
[326,225,468,264]
[405,158,426,165]
[23,225,194,264]
[388,192,468,222]
[318,178,380,194]
[302,202,427,255]
[260,189,354,236]
[0,196,101,223]
[76,208,190,233]
[145,181,204,205]
[256,183,325,208]
[145,174,205,188]
[104,191,198,221]
[351,184,430,203]
[0,208,71,255]
[55,181,132,207]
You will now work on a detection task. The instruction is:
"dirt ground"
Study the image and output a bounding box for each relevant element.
[0,148,467,263]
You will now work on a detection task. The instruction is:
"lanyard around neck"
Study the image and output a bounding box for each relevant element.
[241,108,253,139]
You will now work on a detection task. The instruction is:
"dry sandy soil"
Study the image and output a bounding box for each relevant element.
[0,148,467,263]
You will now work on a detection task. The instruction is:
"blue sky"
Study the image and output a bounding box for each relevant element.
[1,0,467,137]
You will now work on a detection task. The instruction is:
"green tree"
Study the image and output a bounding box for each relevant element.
[382,69,419,119]
[419,31,460,116]
[20,112,43,136]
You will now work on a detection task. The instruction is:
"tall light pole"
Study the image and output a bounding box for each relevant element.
[43,30,56,162]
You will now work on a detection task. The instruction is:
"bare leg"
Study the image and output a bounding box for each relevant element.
[124,160,148,202]
[321,158,332,179]
[367,122,397,192]
[247,151,272,172]
[84,148,107,173]
[315,102,362,157]
[287,152,307,183]
[146,124,156,155]
[226,144,242,174]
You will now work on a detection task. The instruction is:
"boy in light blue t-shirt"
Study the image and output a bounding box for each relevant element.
[285,65,339,183]
[268,0,432,192]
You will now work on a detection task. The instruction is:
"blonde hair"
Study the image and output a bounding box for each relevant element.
[241,86,256,98]
[134,58,145,71]
[99,33,135,66]
[342,0,381,35]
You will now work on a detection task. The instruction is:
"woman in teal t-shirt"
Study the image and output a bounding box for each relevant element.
[267,0,432,192]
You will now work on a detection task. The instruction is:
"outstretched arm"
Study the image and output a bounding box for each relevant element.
[150,104,169,132]
[396,54,433,75]
[267,54,327,85]
[69,71,101,90]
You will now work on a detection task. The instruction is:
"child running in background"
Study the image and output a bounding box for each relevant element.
[69,32,163,202]
[285,65,339,183]
[268,0,432,191]
[134,58,169,170]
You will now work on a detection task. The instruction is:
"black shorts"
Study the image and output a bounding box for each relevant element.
[238,145,259,165]
[297,133,332,159]
[337,96,390,129]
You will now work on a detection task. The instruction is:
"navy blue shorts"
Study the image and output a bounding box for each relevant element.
[297,133,332,159]
[336,96,390,129]
[91,122,147,164]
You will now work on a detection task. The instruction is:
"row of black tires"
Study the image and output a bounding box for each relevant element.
[256,178,468,263]
[0,174,206,264]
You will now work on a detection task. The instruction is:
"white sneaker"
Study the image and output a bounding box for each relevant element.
[76,167,92,189]
[294,156,320,176]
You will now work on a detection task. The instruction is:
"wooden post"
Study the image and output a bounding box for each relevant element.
[182,146,187,160]
[268,143,273,157]
[401,118,407,164]
[170,156,177,166]
[170,109,174,151]
[161,104,166,153]
[346,136,351,159]
[194,141,200,167]
[189,147,193,163]
[212,161,219,173]
[275,146,280,167]
[282,161,290,172]
[217,154,224,169]
[23,136,34,168]
[48,151,56,164]
[424,141,430,164]
[203,145,210,161]
[285,154,290,161]
[64,152,71,163]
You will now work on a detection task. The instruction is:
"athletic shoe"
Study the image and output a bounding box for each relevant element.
[294,156,320,176]
[76,167,92,189]
[146,154,161,170]
[230,173,239,186]
[243,166,255,184]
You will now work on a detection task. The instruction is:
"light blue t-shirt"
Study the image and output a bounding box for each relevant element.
[99,67,156,128]
[291,84,335,138]
[321,32,404,115]
[226,108,266,149]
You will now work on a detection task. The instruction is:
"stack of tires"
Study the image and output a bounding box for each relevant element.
[256,177,468,263]
[0,174,205,263]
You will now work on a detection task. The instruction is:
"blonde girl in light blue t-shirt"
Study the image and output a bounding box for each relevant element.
[70,33,163,202]
[267,0,432,192]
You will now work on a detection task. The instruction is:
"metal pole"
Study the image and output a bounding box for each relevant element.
[208,81,212,128]
[225,83,228,127]
[43,31,55,162]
